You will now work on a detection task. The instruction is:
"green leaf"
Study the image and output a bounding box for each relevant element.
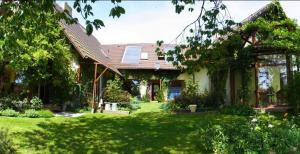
[86,23,93,35]
[109,6,125,18]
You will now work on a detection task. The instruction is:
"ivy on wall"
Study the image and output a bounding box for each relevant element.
[156,0,300,105]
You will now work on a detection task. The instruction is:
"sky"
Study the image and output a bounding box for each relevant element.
[57,1,300,45]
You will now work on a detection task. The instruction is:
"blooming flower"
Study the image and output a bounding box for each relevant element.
[251,118,257,122]
[268,124,273,128]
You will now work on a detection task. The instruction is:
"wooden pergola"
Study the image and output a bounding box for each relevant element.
[251,45,299,107]
[91,63,108,112]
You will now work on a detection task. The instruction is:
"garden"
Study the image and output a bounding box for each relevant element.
[1,101,300,154]
[1,53,300,154]
[1,0,300,153]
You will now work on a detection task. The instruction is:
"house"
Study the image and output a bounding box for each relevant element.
[100,44,211,101]
[58,1,297,109]
[56,3,211,105]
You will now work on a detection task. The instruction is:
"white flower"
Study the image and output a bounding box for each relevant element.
[268,124,273,128]
[251,118,258,122]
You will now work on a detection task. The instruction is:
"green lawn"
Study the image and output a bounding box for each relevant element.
[0,103,245,154]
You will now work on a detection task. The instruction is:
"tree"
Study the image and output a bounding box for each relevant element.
[0,1,76,103]
[0,0,235,104]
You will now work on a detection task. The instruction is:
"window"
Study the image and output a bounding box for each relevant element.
[140,52,148,60]
[122,46,142,64]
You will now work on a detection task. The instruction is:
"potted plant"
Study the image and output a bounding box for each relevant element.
[189,104,197,112]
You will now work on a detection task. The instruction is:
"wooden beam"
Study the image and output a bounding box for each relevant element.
[92,63,98,112]
[286,54,292,85]
[229,68,235,104]
[95,67,108,83]
[255,61,260,108]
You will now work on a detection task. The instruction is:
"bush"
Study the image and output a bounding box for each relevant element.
[22,109,54,118]
[155,89,165,102]
[199,113,300,153]
[0,109,19,117]
[103,76,131,102]
[118,103,141,111]
[173,94,202,109]
[0,97,14,110]
[30,96,43,110]
[22,109,40,118]
[36,110,54,118]
[0,128,16,154]
[12,98,30,112]
[160,102,173,112]
[0,96,43,112]
[77,107,92,113]
[288,73,300,112]
[141,93,150,102]
[219,104,255,116]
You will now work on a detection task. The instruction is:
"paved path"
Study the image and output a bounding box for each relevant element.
[55,112,84,117]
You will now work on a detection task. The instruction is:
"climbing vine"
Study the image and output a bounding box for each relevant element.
[156,0,300,105]
[123,70,181,81]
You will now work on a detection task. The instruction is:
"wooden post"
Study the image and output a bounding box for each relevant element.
[255,62,260,108]
[296,55,300,72]
[229,68,235,104]
[92,63,98,113]
[286,54,292,85]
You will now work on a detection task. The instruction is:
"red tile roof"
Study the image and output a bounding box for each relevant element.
[101,43,177,70]
[55,4,121,75]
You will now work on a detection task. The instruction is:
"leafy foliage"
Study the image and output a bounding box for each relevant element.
[0,1,77,104]
[22,109,40,118]
[219,105,255,116]
[141,93,151,102]
[0,109,19,117]
[103,76,131,102]
[155,89,165,103]
[30,96,43,110]
[157,1,300,106]
[0,128,16,154]
[22,109,54,118]
[199,113,300,153]
[288,73,300,112]
[73,0,125,35]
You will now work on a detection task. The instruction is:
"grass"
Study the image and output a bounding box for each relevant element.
[0,103,245,154]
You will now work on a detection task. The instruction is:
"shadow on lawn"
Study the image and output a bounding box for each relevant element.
[17,112,241,153]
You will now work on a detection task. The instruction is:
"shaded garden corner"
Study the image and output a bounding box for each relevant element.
[13,111,243,154]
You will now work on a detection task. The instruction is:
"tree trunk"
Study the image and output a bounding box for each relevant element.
[286,54,292,85]
[229,68,235,104]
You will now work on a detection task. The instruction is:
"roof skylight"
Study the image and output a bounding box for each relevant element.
[122,46,142,64]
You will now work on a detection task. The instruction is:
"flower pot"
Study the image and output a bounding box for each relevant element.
[189,104,197,113]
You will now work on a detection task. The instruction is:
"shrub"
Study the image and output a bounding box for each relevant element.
[288,72,300,112]
[22,109,54,118]
[22,109,40,118]
[36,110,54,118]
[219,104,255,116]
[182,79,199,96]
[173,94,202,109]
[103,76,131,102]
[30,96,43,110]
[130,97,142,104]
[0,128,16,154]
[12,98,30,112]
[198,113,300,153]
[118,103,141,111]
[77,107,92,113]
[0,97,14,110]
[141,93,150,102]
[160,102,173,112]
[0,109,19,117]
[155,89,165,102]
